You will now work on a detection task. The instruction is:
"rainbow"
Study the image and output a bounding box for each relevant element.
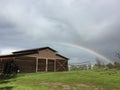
[38,42,114,64]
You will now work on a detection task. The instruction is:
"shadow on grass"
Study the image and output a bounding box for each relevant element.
[0,75,17,84]
[0,74,17,79]
[0,74,25,90]
[0,86,14,90]
[0,75,17,90]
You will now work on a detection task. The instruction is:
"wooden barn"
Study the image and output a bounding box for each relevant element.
[0,47,68,73]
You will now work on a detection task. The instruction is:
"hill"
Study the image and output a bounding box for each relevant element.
[0,69,120,90]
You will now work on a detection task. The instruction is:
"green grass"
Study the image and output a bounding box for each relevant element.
[0,69,120,90]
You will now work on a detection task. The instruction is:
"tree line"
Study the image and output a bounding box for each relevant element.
[95,53,120,69]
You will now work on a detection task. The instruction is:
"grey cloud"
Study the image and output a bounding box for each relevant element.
[0,0,120,63]
[0,0,118,41]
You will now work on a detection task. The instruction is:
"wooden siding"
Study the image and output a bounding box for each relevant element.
[25,53,38,58]
[38,59,46,72]
[38,49,66,60]
[48,59,55,72]
[14,56,36,73]
[56,60,68,71]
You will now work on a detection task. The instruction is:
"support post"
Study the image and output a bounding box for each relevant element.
[36,57,38,72]
[46,58,48,72]
[54,59,56,72]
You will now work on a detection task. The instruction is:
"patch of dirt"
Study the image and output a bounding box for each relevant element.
[72,87,77,90]
[39,82,101,90]
[40,82,72,90]
[76,83,90,88]
[76,83,105,90]
[62,85,71,90]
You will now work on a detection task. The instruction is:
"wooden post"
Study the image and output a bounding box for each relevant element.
[46,58,48,72]
[36,57,38,72]
[54,59,56,72]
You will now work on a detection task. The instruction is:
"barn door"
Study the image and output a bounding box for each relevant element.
[56,60,68,71]
[48,59,54,72]
[38,59,46,72]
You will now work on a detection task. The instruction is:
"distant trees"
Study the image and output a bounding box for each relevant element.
[109,52,120,69]
[69,65,87,71]
[105,51,120,69]
[95,59,101,67]
[116,52,120,59]
[95,58,105,68]
[113,62,120,69]
[95,56,120,69]
[69,53,120,71]
[106,63,114,69]
[106,62,120,69]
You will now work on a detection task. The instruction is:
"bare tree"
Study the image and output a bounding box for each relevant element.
[95,58,102,67]
[116,52,120,59]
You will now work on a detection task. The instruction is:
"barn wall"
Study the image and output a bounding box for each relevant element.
[0,58,68,73]
[14,56,36,73]
[38,49,55,58]
[36,59,68,72]
[25,53,38,57]
[38,49,66,60]
[0,60,3,73]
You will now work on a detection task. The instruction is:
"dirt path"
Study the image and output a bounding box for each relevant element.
[39,82,99,90]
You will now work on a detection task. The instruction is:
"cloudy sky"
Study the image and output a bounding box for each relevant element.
[0,0,120,64]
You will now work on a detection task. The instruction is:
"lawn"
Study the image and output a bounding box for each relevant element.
[0,69,120,90]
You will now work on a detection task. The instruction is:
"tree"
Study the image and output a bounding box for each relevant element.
[3,61,19,76]
[106,63,114,69]
[114,62,120,69]
[116,52,120,59]
[106,62,120,69]
[95,58,102,67]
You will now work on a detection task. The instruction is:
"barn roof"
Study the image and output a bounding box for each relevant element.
[0,54,14,62]
[13,47,57,54]
[0,54,15,58]
[56,54,69,60]
[0,47,68,60]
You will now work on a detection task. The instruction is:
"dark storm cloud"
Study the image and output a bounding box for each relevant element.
[0,19,13,29]
[0,0,120,63]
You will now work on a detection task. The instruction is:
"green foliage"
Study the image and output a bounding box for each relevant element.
[0,70,120,90]
[106,62,120,69]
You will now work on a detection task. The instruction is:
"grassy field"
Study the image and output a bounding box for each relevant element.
[0,69,120,90]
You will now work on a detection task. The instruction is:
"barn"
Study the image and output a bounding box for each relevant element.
[0,47,68,73]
